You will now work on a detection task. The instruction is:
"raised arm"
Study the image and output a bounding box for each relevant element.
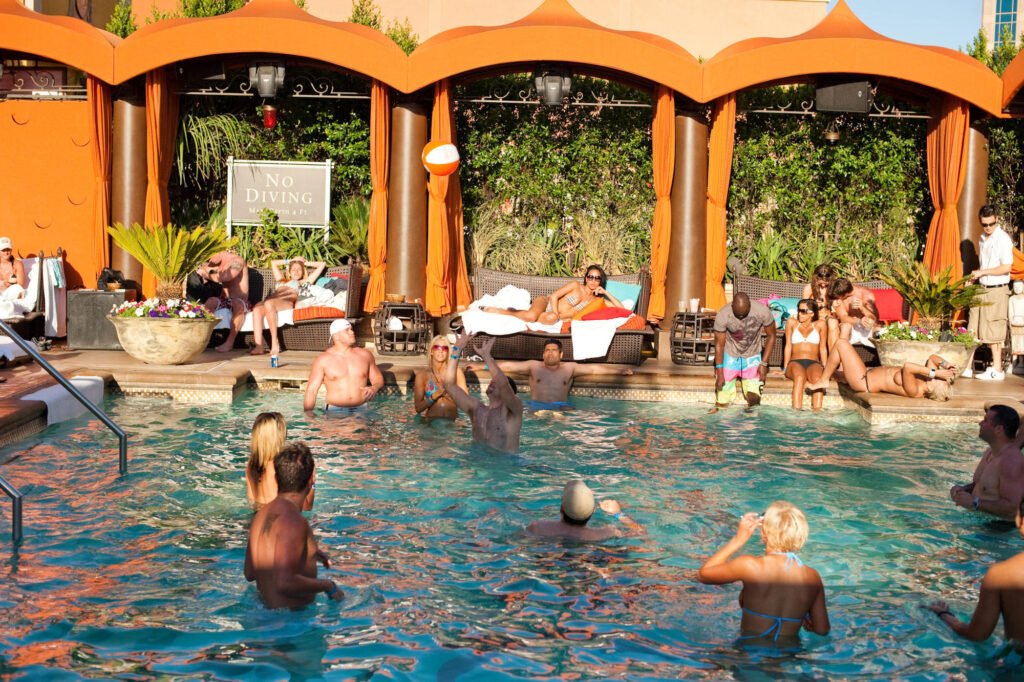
[571,362,634,377]
[303,261,327,283]
[697,512,760,584]
[599,499,645,536]
[478,337,523,418]
[465,359,535,374]
[446,332,482,415]
[270,259,289,283]
[303,357,325,411]
[547,281,578,313]
[595,285,624,309]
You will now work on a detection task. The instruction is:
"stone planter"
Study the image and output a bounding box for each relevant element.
[108,315,219,365]
[874,339,978,379]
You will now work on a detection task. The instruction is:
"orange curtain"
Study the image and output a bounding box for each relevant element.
[364,80,391,312]
[647,85,675,322]
[144,68,179,228]
[705,93,736,310]
[425,79,453,316]
[1014,247,1024,279]
[87,76,111,281]
[447,101,472,311]
[922,95,969,281]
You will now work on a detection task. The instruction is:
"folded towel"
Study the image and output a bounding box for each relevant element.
[462,308,528,336]
[22,375,103,425]
[471,286,532,312]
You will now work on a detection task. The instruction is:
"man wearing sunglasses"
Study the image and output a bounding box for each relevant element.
[964,205,1014,381]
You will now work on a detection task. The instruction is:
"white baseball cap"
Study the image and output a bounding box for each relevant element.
[329,318,352,337]
[0,237,12,250]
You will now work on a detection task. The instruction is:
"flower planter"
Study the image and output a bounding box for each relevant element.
[108,315,219,365]
[874,339,978,379]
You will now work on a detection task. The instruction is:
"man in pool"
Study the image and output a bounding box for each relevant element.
[527,479,644,540]
[445,332,522,453]
[245,442,343,609]
[713,292,777,409]
[303,319,384,412]
[465,339,633,408]
[949,403,1024,520]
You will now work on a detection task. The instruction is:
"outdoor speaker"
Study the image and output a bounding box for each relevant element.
[816,79,874,113]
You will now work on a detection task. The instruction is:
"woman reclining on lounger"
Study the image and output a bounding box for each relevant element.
[250,257,326,357]
[482,264,625,325]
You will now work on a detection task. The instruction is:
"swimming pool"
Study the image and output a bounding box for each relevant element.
[0,391,1014,679]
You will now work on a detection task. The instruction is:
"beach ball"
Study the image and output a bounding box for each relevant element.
[421,141,460,176]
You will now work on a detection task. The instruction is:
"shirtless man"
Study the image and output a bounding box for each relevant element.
[922,495,1024,642]
[466,339,633,407]
[303,319,384,412]
[949,404,1024,520]
[0,237,25,292]
[826,278,879,349]
[244,442,343,609]
[205,251,250,353]
[445,332,523,453]
[527,479,644,540]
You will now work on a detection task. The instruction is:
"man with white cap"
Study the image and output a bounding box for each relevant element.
[527,479,644,540]
[303,318,383,411]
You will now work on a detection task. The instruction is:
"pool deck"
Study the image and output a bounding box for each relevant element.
[0,342,1020,446]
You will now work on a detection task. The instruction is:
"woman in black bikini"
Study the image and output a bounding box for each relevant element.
[414,335,469,419]
[783,299,828,411]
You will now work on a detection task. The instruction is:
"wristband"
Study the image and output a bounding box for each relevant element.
[325,582,338,597]
[715,364,724,369]
[928,368,936,379]
[425,393,436,406]
[614,512,622,520]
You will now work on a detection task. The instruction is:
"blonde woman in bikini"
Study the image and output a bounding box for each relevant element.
[245,412,314,510]
[414,335,469,419]
[783,299,828,411]
[250,257,326,357]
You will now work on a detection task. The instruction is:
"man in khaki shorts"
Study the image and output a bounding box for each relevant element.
[965,205,1013,381]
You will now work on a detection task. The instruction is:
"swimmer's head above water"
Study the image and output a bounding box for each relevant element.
[542,339,563,366]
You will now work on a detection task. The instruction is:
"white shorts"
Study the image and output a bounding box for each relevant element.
[849,321,874,348]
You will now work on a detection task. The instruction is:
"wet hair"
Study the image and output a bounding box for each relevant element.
[924,379,952,403]
[544,339,563,352]
[761,501,809,552]
[248,412,286,485]
[560,506,592,526]
[584,264,607,289]
[810,264,835,295]
[979,204,997,220]
[989,404,1021,438]
[827,277,853,301]
[797,298,819,316]
[273,442,315,493]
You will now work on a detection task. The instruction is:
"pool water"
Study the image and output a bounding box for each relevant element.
[0,392,1017,679]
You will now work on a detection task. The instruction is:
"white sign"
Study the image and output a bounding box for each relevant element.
[226,158,332,234]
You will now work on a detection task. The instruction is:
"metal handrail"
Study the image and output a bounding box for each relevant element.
[0,474,22,545]
[0,318,128,474]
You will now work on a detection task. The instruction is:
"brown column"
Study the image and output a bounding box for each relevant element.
[110,86,148,290]
[385,101,428,301]
[957,119,989,274]
[664,109,709,320]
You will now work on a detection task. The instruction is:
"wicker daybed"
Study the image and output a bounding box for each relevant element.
[235,264,363,351]
[463,267,655,365]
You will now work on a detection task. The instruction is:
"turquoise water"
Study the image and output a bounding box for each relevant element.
[0,392,1017,679]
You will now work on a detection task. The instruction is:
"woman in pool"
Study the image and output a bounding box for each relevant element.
[783,299,828,411]
[482,265,626,325]
[250,257,326,357]
[245,412,313,510]
[413,335,469,419]
[801,264,835,322]
[698,501,830,644]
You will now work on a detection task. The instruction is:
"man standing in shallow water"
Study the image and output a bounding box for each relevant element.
[444,332,523,453]
[713,292,776,409]
[527,479,644,540]
[245,443,343,608]
[304,319,383,412]
[949,403,1024,520]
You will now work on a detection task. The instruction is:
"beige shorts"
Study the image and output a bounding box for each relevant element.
[968,285,1009,344]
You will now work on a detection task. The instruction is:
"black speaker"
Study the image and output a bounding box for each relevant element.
[67,290,129,350]
[816,79,874,113]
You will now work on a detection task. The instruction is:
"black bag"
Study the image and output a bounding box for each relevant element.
[323,276,348,294]
[97,267,125,290]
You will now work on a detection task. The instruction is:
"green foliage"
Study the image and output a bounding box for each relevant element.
[149,0,302,22]
[330,198,370,264]
[106,223,237,291]
[348,0,382,29]
[875,322,976,347]
[878,262,986,329]
[175,112,251,186]
[231,199,369,267]
[385,18,419,55]
[348,0,419,53]
[104,0,137,38]
[965,26,1021,75]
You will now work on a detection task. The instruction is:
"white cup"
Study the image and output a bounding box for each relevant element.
[678,300,687,311]
[689,298,700,313]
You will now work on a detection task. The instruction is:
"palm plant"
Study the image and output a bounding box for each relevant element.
[878,262,986,330]
[330,198,370,264]
[107,222,237,299]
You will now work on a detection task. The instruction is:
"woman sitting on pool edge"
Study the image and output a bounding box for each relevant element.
[245,412,314,510]
[783,299,828,411]
[806,322,955,400]
[698,501,830,644]
[250,257,326,357]
[413,335,469,420]
[481,264,626,325]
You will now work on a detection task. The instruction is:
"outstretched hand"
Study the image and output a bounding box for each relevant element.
[599,499,622,515]
[736,512,762,540]
[478,336,497,360]
[921,600,950,615]
[452,331,476,355]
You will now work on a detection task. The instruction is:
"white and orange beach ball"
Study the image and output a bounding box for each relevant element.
[421,141,460,176]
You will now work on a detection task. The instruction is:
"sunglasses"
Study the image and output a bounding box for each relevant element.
[585,274,602,281]
[432,345,450,352]
[981,220,997,227]
[798,308,813,314]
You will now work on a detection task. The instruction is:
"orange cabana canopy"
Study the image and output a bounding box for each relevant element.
[406,0,701,99]
[113,0,407,88]
[701,0,1003,116]
[1002,50,1024,111]
[0,0,116,82]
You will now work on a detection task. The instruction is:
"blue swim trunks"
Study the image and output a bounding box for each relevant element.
[324,403,369,414]
[526,399,573,410]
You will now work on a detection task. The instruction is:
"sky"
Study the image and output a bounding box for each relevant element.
[829,0,982,52]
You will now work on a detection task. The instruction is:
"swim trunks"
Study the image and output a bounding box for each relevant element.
[526,399,573,410]
[324,403,369,414]
[216,296,253,312]
[716,352,763,404]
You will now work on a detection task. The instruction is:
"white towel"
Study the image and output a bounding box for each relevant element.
[22,375,104,425]
[0,336,37,360]
[462,308,528,335]
[570,317,632,360]
[470,285,532,311]
[42,256,67,337]
[214,308,296,332]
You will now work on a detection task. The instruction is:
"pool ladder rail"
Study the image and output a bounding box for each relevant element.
[0,318,129,547]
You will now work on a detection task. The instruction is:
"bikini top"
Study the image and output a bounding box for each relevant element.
[739,552,808,641]
[791,324,819,345]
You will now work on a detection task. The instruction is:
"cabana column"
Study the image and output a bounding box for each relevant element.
[956,119,989,274]
[364,80,391,313]
[385,100,429,302]
[647,85,675,322]
[704,93,736,311]
[111,88,148,289]
[923,95,970,280]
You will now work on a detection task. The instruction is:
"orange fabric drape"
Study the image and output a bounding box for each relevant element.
[922,96,970,281]
[705,93,736,310]
[425,79,454,316]
[144,68,179,228]
[364,80,391,312]
[647,85,675,322]
[447,144,472,311]
[1013,247,1024,279]
[87,76,112,282]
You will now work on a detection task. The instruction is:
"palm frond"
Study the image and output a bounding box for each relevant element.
[107,222,238,287]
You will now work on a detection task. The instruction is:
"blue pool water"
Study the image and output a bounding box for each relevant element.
[0,392,1016,679]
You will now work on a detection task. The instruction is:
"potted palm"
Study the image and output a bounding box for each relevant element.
[105,222,237,365]
[874,262,986,376]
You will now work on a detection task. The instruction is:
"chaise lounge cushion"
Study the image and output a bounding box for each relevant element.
[873,288,905,322]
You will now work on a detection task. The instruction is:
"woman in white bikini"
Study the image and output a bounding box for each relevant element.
[783,299,828,411]
[250,257,326,357]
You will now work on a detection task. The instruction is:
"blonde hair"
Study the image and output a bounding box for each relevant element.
[429,334,451,369]
[248,412,287,484]
[761,501,809,552]
[925,379,952,402]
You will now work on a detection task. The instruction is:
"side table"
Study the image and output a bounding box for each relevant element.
[670,311,716,365]
[374,302,432,355]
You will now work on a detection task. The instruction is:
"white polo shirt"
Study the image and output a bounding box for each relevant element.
[978,226,1013,286]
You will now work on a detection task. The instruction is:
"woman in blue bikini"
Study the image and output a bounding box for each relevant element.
[414,335,469,419]
[698,501,830,644]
